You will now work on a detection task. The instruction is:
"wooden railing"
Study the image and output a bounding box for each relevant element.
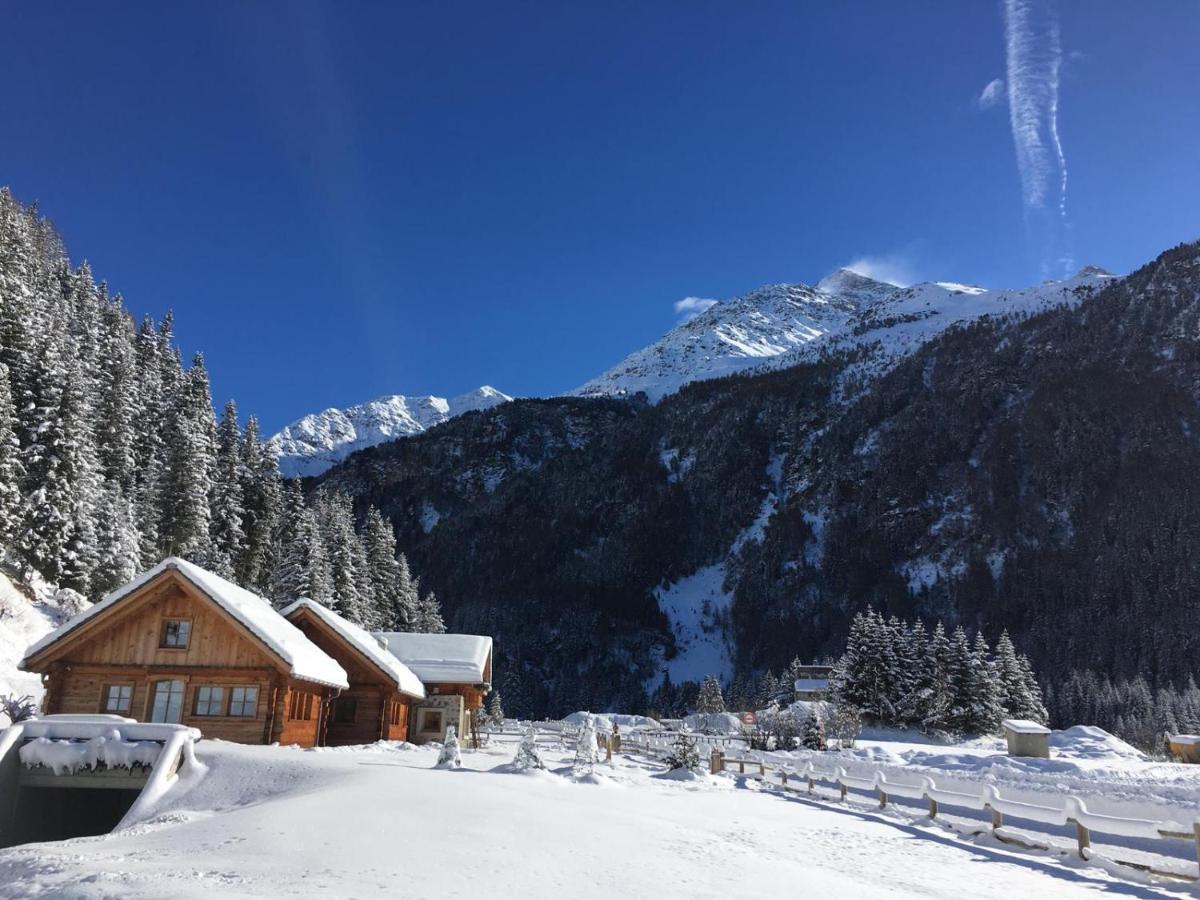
[618,733,1200,883]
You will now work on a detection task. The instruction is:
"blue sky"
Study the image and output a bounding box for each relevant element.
[2,2,1197,430]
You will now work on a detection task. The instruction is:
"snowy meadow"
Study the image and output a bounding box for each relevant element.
[1,724,1198,899]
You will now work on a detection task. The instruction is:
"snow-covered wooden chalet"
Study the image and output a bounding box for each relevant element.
[20,559,493,749]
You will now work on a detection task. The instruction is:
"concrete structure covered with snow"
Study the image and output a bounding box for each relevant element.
[375,631,493,743]
[282,599,425,746]
[19,559,349,748]
[1002,719,1052,759]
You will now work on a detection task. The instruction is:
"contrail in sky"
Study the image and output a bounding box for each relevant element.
[1003,0,1072,277]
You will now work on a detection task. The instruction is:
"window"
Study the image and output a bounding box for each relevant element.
[150,680,185,723]
[229,686,258,717]
[160,619,191,649]
[420,710,443,734]
[333,696,358,724]
[193,686,224,716]
[103,684,132,714]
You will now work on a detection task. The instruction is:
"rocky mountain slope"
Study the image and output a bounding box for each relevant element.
[270,386,511,478]
[315,241,1200,718]
[574,267,1116,401]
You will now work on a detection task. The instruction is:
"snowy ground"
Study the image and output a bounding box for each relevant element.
[0,732,1194,898]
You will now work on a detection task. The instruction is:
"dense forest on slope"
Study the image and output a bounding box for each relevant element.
[0,188,444,636]
[318,242,1200,721]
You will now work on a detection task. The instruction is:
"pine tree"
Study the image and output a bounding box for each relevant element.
[1016,652,1048,724]
[923,622,955,734]
[435,724,462,769]
[209,400,246,578]
[964,632,1003,735]
[316,491,372,624]
[697,674,726,714]
[159,353,217,564]
[801,709,827,750]
[363,506,416,630]
[414,590,446,634]
[665,728,701,771]
[238,416,280,592]
[994,631,1033,720]
[573,716,599,776]
[513,724,545,771]
[91,482,141,594]
[0,363,25,544]
[488,691,504,727]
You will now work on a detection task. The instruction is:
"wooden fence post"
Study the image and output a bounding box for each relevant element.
[1073,820,1091,857]
[878,789,888,810]
[710,749,723,775]
[928,797,938,819]
[1194,822,1200,872]
[988,806,1002,830]
[758,761,765,776]
[780,770,788,788]
[839,781,847,802]
[807,775,815,794]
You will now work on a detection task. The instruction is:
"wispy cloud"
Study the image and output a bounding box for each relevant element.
[673,296,718,321]
[1003,0,1073,277]
[844,254,917,288]
[977,77,1006,109]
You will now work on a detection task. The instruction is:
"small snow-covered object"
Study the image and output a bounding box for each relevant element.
[436,725,462,769]
[664,729,700,772]
[573,715,599,776]
[513,725,545,771]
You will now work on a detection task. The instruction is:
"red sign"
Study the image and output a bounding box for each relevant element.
[740,711,757,725]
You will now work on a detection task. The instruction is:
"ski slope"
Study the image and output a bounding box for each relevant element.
[0,734,1188,898]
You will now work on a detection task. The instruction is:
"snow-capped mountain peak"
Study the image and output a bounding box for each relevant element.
[574,267,1119,402]
[270,386,512,478]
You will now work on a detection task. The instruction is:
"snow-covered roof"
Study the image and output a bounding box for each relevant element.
[794,678,829,692]
[373,632,492,684]
[1170,734,1200,746]
[281,598,425,698]
[1001,718,1051,735]
[22,558,349,690]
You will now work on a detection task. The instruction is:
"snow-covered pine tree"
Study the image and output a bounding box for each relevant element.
[238,416,280,593]
[513,724,545,770]
[573,716,599,776]
[697,674,726,714]
[209,400,246,578]
[0,363,25,545]
[414,590,446,633]
[435,724,462,769]
[1015,652,1048,724]
[315,490,373,625]
[832,609,899,723]
[896,619,931,727]
[392,552,420,630]
[922,621,955,734]
[963,632,1003,735]
[665,727,700,771]
[993,630,1033,720]
[362,506,414,630]
[487,691,504,728]
[159,353,217,564]
[800,709,827,751]
[91,482,141,595]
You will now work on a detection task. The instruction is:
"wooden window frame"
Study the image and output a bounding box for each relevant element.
[101,683,134,715]
[159,617,193,650]
[228,685,259,718]
[192,685,226,717]
[148,678,186,723]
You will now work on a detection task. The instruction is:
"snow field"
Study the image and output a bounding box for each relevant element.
[0,728,1192,898]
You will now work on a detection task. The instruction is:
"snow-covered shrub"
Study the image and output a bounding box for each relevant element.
[513,725,545,771]
[801,710,826,751]
[436,725,462,769]
[573,716,599,776]
[1,693,37,724]
[827,703,863,750]
[664,728,700,772]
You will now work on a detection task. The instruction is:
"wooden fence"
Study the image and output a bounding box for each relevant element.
[619,732,1200,883]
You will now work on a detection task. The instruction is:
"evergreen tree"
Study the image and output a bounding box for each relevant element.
[209,400,246,578]
[414,590,447,634]
[573,716,599,776]
[697,674,726,714]
[0,363,25,544]
[363,506,417,630]
[801,709,827,750]
[487,691,505,727]
[238,416,279,592]
[91,482,141,594]
[665,727,701,771]
[513,724,545,771]
[159,353,217,564]
[435,724,462,769]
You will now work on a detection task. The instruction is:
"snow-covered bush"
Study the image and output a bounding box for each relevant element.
[0,693,37,725]
[664,728,700,772]
[513,725,545,771]
[827,703,863,750]
[436,725,462,769]
[573,716,599,776]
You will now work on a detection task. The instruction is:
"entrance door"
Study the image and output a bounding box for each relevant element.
[149,680,185,723]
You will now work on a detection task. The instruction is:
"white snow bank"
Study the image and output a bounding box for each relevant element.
[1002,718,1051,735]
[683,712,744,735]
[281,598,424,697]
[0,567,85,705]
[373,631,492,683]
[562,712,663,733]
[22,558,348,690]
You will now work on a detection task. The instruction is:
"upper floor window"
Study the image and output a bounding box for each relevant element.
[160,619,191,649]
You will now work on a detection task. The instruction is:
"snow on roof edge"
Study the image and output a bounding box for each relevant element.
[22,558,348,690]
[373,631,493,684]
[281,598,425,698]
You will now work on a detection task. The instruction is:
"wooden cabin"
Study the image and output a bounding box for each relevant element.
[19,558,349,748]
[282,599,425,746]
[373,632,493,744]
